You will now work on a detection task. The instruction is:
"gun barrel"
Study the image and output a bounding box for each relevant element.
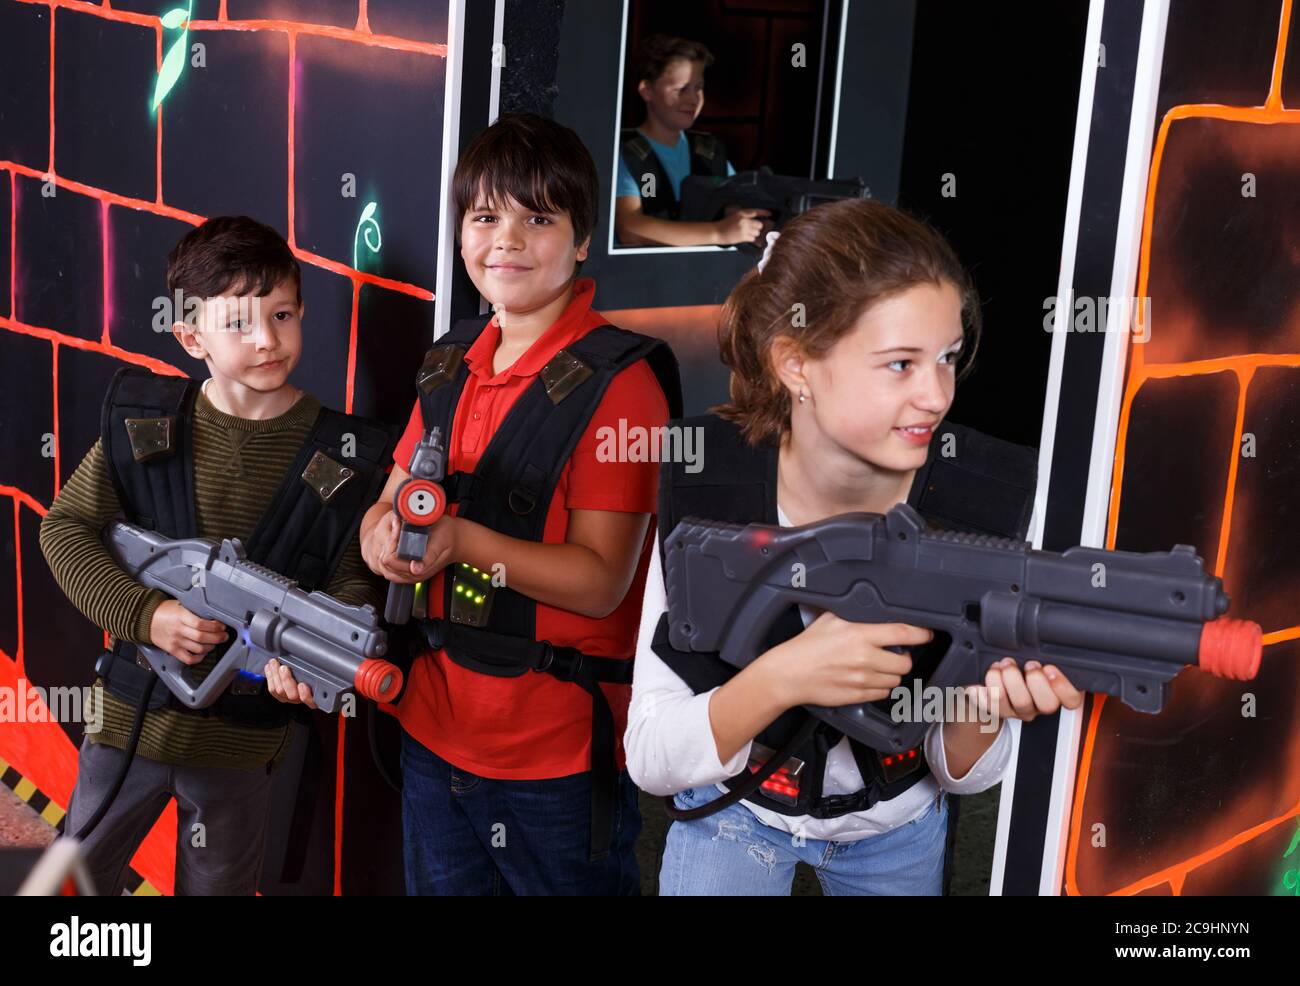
[980,589,1259,680]
[982,594,1192,660]
[278,625,403,703]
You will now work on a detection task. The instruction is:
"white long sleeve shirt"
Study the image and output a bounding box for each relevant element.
[625,504,1012,842]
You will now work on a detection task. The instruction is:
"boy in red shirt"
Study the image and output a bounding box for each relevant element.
[352,114,678,894]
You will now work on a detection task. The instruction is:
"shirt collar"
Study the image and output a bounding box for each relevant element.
[638,127,687,153]
[463,278,600,381]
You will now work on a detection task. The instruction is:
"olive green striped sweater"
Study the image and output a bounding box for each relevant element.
[38,387,382,771]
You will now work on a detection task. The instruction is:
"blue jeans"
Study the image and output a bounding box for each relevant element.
[399,728,640,895]
[659,785,949,896]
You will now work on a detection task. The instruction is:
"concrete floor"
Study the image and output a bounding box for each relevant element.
[0,784,57,851]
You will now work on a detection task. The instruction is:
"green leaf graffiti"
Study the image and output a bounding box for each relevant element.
[159,6,188,29]
[151,2,194,112]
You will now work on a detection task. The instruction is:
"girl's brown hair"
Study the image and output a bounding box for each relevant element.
[713,198,981,445]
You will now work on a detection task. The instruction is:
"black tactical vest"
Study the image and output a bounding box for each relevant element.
[97,366,395,728]
[619,128,728,220]
[414,314,683,860]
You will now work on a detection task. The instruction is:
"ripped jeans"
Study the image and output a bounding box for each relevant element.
[658,785,948,896]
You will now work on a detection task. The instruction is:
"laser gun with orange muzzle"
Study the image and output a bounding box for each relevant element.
[664,503,1262,752]
[384,427,448,625]
[104,522,401,712]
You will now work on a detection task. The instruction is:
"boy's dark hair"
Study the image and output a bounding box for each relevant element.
[635,34,714,85]
[166,215,301,308]
[714,198,982,446]
[452,113,600,261]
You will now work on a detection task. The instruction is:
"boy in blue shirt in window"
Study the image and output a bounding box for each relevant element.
[615,34,767,247]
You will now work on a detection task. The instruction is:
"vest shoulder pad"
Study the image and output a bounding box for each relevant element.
[568,323,657,370]
[686,130,723,161]
[103,366,195,418]
[656,413,775,552]
[415,316,490,394]
[912,421,1037,539]
[100,367,197,460]
[620,129,654,162]
[567,324,684,418]
[99,367,199,535]
[310,408,397,468]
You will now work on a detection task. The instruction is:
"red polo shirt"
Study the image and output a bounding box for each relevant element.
[391,278,670,779]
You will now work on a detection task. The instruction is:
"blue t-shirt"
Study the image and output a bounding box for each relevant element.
[617,130,735,201]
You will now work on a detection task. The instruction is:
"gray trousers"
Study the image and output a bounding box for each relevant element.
[66,737,275,896]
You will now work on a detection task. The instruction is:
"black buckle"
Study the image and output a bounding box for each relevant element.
[422,618,447,650]
[533,641,555,674]
[443,471,480,504]
[535,644,586,682]
[818,792,876,814]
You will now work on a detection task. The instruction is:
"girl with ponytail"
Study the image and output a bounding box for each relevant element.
[625,199,1082,895]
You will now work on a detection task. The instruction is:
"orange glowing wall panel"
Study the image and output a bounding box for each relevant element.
[1065,0,1300,896]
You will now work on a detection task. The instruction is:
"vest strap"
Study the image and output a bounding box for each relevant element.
[440,470,482,505]
[620,129,679,218]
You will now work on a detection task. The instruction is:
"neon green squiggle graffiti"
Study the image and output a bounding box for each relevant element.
[152,2,195,112]
[1280,822,1300,896]
[353,201,382,272]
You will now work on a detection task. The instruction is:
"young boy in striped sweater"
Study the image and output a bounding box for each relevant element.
[40,216,389,895]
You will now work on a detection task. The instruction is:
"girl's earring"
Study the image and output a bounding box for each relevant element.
[798,391,807,404]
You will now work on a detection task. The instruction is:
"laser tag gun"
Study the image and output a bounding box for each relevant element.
[103,522,401,712]
[664,503,1263,751]
[384,427,448,625]
[679,166,870,250]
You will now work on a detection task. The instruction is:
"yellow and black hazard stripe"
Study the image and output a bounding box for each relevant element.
[0,757,160,895]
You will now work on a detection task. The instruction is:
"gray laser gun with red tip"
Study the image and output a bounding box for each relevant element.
[104,522,401,712]
[384,427,448,625]
[664,503,1262,751]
